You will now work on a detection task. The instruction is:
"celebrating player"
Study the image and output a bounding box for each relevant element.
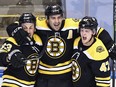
[0,13,42,87]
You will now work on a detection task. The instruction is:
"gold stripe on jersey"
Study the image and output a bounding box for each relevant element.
[40,60,71,67]
[39,68,71,75]
[96,27,104,38]
[2,75,35,85]
[73,37,80,49]
[73,37,109,61]
[95,76,110,80]
[2,83,19,87]
[96,83,110,87]
[36,18,79,31]
[33,34,42,45]
[2,82,34,87]
[96,77,111,87]
[7,37,18,45]
[67,30,73,39]
[38,60,72,75]
[95,76,110,86]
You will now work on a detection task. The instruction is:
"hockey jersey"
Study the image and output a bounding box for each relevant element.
[96,27,114,50]
[36,18,80,79]
[0,34,42,87]
[72,37,110,87]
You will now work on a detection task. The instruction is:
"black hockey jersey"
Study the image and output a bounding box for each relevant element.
[72,37,110,87]
[0,34,42,87]
[78,19,114,51]
[36,18,79,79]
[96,27,114,50]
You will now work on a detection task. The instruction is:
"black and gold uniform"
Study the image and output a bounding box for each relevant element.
[96,26,116,61]
[35,17,114,87]
[36,17,113,77]
[79,17,115,59]
[72,37,110,87]
[78,17,114,55]
[0,34,42,87]
[96,27,114,52]
[35,18,79,86]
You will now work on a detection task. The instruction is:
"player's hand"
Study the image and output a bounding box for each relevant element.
[109,43,116,60]
[8,49,26,68]
[6,23,33,45]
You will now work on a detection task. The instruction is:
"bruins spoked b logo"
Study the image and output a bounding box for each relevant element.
[24,53,39,76]
[46,36,66,59]
[72,59,81,82]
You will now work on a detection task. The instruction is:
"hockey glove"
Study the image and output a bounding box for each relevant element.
[8,49,26,68]
[109,43,116,60]
[6,23,33,45]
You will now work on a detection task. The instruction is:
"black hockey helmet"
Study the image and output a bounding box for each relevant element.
[45,4,63,18]
[79,16,98,32]
[19,13,36,26]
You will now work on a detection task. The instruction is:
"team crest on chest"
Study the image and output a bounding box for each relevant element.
[46,36,66,59]
[72,59,81,82]
[24,53,39,76]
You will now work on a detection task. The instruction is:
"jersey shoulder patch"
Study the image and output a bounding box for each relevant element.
[36,17,46,21]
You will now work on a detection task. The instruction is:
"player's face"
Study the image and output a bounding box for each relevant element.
[47,14,63,31]
[21,23,35,38]
[80,28,95,46]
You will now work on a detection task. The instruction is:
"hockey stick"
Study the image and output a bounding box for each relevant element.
[23,36,48,62]
[113,0,116,87]
[112,60,116,87]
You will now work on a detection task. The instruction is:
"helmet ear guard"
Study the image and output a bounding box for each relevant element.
[45,4,63,19]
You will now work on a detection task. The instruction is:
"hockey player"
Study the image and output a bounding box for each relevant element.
[72,17,110,87]
[81,16,116,60]
[35,4,114,87]
[0,13,43,87]
[35,4,79,87]
[5,5,114,87]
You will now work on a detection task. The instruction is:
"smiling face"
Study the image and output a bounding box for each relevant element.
[80,28,95,46]
[47,14,63,31]
[21,23,35,38]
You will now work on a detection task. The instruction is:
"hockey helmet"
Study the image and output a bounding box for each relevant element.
[45,4,63,18]
[79,16,98,32]
[19,13,36,26]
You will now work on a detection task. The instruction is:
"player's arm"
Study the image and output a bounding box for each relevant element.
[0,39,26,68]
[97,28,116,60]
[6,23,33,45]
[97,28,114,50]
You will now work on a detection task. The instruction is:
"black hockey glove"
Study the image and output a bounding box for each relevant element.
[6,23,33,45]
[8,49,26,68]
[109,43,116,60]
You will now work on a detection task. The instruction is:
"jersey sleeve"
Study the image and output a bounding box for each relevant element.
[97,28,114,50]
[0,37,19,66]
[91,58,110,87]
